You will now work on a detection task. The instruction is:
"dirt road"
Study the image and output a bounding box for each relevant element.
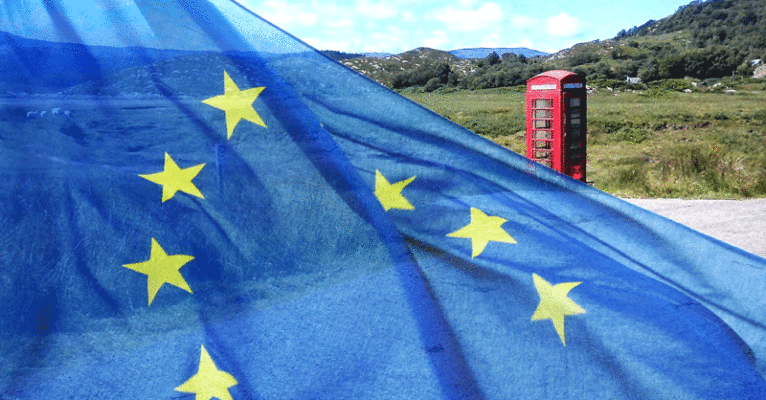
[623,198,766,259]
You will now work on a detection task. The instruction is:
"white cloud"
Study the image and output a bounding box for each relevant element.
[305,37,365,52]
[326,18,356,29]
[545,13,582,38]
[509,15,537,30]
[365,25,412,51]
[401,10,418,24]
[302,37,324,49]
[480,33,501,48]
[246,0,576,54]
[434,2,503,32]
[355,0,399,20]
[365,21,379,31]
[423,30,450,49]
[256,0,318,29]
[511,38,534,49]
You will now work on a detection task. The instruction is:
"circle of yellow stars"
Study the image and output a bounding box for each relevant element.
[121,68,589,398]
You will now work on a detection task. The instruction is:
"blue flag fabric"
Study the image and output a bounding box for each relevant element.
[1,1,766,399]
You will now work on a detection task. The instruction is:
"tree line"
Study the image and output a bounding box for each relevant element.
[389,43,754,92]
[390,52,556,91]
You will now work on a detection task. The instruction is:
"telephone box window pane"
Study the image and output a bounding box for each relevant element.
[534,120,551,129]
[569,98,581,107]
[534,141,551,149]
[539,160,552,168]
[570,142,583,150]
[535,150,551,159]
[569,110,581,119]
[534,109,553,119]
[570,118,580,128]
[535,99,552,108]
[534,130,551,139]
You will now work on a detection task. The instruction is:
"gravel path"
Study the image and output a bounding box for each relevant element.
[623,198,766,259]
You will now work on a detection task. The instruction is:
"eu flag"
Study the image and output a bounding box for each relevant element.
[1,1,765,399]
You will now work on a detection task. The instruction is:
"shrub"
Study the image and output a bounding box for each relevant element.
[598,160,652,196]
[589,118,630,134]
[649,79,694,92]
[588,78,624,89]
[648,144,766,197]
[423,77,443,92]
[744,110,766,125]
[616,164,650,188]
[639,87,671,98]
[615,127,650,144]
[431,85,460,94]
[659,144,716,176]
[705,112,730,121]
[703,78,720,87]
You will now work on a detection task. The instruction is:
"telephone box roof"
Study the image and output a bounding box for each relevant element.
[530,70,581,81]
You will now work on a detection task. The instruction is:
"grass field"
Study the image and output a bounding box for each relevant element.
[403,82,766,199]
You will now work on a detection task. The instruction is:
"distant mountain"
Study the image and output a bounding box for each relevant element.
[450,47,549,59]
[339,47,476,87]
[321,50,363,61]
[0,31,192,94]
[61,52,256,97]
[363,52,393,58]
[0,31,333,97]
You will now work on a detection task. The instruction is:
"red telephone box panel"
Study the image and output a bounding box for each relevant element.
[526,70,587,182]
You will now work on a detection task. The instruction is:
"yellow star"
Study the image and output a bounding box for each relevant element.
[530,273,586,346]
[374,169,416,211]
[122,238,194,306]
[202,70,266,139]
[447,207,516,258]
[139,153,205,203]
[175,345,238,400]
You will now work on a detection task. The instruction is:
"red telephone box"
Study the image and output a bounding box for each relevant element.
[526,70,587,182]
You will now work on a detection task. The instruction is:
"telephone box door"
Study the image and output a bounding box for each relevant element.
[564,92,586,181]
[528,97,557,170]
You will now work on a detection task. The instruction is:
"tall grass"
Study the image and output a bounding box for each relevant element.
[404,84,766,199]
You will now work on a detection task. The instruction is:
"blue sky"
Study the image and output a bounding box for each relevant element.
[236,0,694,54]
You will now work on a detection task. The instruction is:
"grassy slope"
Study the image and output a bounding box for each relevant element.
[403,84,766,199]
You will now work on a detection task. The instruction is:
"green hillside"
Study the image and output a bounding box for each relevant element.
[339,0,765,92]
[626,0,766,55]
[338,47,475,88]
[558,0,766,84]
